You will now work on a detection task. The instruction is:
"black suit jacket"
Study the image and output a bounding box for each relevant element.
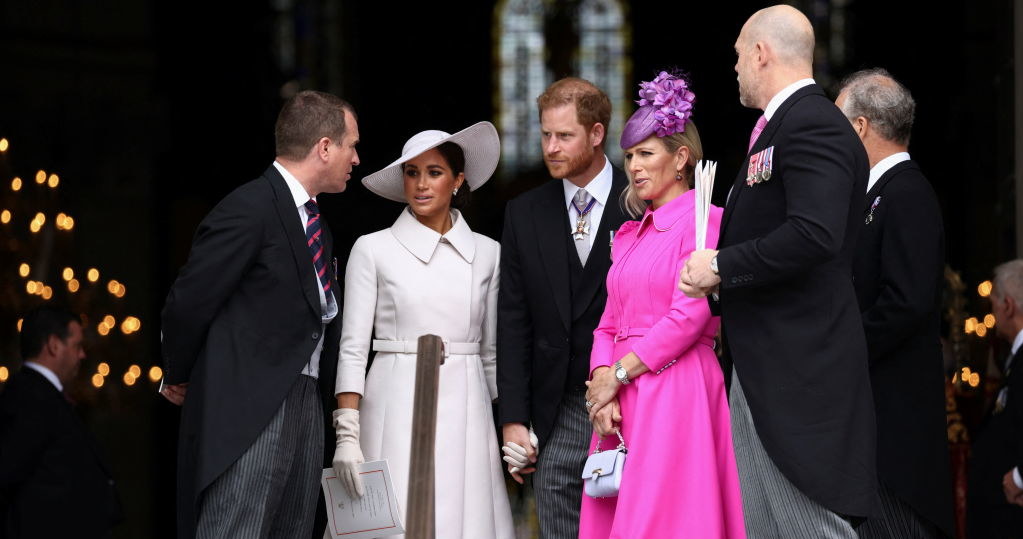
[497,167,630,448]
[971,347,1023,504]
[161,165,341,538]
[716,84,878,517]
[0,368,122,538]
[852,159,953,535]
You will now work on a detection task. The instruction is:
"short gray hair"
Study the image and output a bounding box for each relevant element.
[837,68,915,145]
[994,259,1023,305]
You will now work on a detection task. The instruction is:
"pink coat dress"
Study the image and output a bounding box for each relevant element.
[579,189,746,539]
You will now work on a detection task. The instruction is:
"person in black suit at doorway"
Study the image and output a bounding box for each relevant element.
[680,5,878,537]
[836,68,953,539]
[497,77,630,539]
[161,90,357,538]
[0,306,122,538]
[970,260,1023,538]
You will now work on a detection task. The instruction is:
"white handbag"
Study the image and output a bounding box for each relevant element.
[581,429,628,498]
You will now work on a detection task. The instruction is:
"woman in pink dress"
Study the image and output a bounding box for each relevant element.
[580,72,746,538]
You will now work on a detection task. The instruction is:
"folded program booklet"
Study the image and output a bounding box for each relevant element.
[321,460,404,539]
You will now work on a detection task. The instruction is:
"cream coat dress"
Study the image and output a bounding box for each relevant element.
[335,208,513,539]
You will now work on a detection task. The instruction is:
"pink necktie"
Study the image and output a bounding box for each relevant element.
[748,115,768,153]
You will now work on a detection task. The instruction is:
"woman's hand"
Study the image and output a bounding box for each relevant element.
[585,366,621,421]
[591,397,622,436]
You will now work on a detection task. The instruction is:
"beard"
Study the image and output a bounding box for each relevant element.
[544,145,596,180]
[738,74,756,108]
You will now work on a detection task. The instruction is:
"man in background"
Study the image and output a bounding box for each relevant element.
[0,306,122,538]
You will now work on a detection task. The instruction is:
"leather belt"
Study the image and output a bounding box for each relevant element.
[372,339,480,357]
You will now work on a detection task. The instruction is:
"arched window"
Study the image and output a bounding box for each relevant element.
[495,0,629,174]
[578,0,628,164]
[495,0,548,174]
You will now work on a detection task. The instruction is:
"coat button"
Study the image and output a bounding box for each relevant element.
[311,332,320,340]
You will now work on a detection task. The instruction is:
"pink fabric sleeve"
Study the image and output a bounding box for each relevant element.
[631,206,722,373]
[590,294,618,373]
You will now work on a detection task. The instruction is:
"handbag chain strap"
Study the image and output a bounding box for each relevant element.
[593,428,627,454]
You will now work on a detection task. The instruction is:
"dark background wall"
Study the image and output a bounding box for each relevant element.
[0,0,1011,536]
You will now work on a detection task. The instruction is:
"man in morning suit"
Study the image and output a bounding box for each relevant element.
[969,259,1023,538]
[836,69,954,539]
[161,90,358,538]
[497,77,630,538]
[0,306,122,538]
[680,5,878,537]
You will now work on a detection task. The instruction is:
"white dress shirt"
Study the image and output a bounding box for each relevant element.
[24,361,62,392]
[867,152,911,193]
[562,155,612,249]
[763,78,816,121]
[273,160,338,379]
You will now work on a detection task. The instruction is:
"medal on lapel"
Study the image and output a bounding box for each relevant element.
[865,196,881,224]
[746,146,774,186]
[572,196,597,240]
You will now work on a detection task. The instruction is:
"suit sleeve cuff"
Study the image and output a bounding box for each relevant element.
[1014,467,1023,489]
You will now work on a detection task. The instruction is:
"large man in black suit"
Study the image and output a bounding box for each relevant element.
[681,5,877,537]
[161,91,358,538]
[835,69,953,538]
[497,77,629,538]
[969,259,1023,538]
[0,306,122,538]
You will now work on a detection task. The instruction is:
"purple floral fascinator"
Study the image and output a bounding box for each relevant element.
[620,71,696,149]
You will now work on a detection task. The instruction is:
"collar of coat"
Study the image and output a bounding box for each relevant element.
[390,206,476,264]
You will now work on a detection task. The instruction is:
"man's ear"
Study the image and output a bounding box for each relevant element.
[589,122,606,149]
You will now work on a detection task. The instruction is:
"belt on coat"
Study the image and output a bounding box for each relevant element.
[372,339,480,357]
[612,327,716,349]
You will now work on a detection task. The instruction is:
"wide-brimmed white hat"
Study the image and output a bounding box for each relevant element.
[362,121,500,202]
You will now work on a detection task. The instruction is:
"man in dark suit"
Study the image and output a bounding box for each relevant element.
[0,306,122,538]
[497,77,629,538]
[681,5,878,537]
[161,90,357,538]
[969,259,1023,538]
[835,69,953,538]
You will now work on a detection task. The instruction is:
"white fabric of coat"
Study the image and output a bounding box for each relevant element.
[336,208,513,539]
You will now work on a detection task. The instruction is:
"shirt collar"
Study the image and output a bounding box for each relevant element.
[24,361,62,392]
[562,155,612,210]
[764,78,816,121]
[391,207,476,264]
[273,160,314,208]
[638,188,695,235]
[867,152,911,193]
[1012,329,1023,357]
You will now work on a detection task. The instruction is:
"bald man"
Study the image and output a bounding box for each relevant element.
[680,5,878,537]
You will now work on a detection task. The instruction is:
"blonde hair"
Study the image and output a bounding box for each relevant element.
[620,121,703,218]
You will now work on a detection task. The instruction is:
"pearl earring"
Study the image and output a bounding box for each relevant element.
[453,187,459,195]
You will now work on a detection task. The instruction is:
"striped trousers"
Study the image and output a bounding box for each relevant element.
[731,371,857,539]
[197,374,324,539]
[857,483,940,539]
[535,390,590,539]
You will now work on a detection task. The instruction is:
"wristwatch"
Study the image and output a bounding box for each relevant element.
[710,255,719,274]
[614,360,630,385]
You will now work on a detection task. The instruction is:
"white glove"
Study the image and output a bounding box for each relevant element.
[332,408,365,498]
[501,428,538,473]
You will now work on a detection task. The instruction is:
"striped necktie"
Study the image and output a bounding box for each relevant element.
[303,199,331,295]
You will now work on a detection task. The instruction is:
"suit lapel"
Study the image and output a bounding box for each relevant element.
[865,160,915,210]
[535,182,572,332]
[722,84,824,233]
[572,169,627,319]
[265,166,321,317]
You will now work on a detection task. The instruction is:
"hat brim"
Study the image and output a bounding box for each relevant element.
[362,121,501,203]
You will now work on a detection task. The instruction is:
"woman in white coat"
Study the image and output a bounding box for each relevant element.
[331,122,513,538]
